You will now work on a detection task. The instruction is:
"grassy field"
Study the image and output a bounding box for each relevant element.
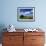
[19,16,33,19]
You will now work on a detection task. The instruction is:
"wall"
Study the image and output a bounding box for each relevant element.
[1,0,46,29]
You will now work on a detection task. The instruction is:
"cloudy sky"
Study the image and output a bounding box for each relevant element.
[19,9,33,16]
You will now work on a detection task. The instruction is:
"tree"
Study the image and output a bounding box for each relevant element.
[20,15,24,19]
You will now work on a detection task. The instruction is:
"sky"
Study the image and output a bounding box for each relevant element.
[19,9,33,16]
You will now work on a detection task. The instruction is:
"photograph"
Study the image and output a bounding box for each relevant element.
[0,0,45,46]
[17,7,35,22]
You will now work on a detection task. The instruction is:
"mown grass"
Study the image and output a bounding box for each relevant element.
[19,16,33,19]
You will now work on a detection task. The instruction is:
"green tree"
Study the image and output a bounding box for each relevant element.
[20,15,24,19]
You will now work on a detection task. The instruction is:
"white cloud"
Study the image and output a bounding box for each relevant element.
[20,11,31,16]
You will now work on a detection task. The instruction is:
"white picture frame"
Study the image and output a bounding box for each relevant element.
[17,7,35,22]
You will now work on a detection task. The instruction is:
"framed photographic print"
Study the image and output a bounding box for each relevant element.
[17,7,35,22]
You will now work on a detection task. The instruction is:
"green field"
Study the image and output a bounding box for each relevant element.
[19,15,33,19]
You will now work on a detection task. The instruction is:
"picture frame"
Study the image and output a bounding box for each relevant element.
[17,7,35,22]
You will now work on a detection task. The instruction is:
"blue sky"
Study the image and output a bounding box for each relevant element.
[20,9,33,12]
[19,9,33,16]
